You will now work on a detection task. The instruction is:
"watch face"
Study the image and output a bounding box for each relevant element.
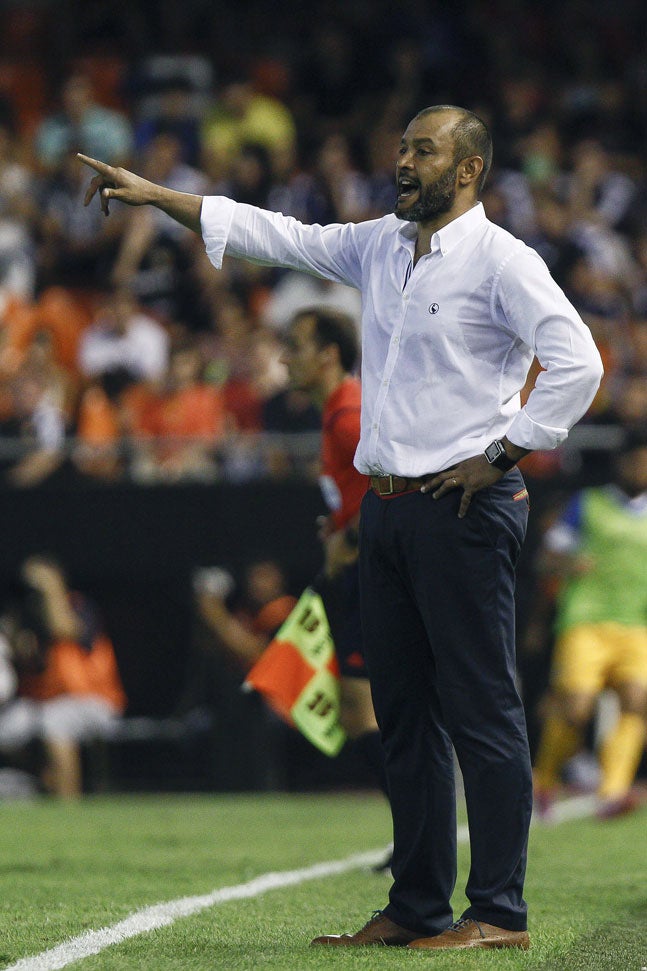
[485,441,502,463]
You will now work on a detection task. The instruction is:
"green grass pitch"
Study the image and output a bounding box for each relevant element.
[0,792,645,970]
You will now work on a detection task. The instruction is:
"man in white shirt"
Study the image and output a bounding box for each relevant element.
[78,104,603,951]
[78,286,170,383]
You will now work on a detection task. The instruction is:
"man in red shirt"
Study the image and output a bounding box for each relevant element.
[282,307,388,808]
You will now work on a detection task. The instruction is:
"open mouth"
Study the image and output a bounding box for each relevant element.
[396,177,420,204]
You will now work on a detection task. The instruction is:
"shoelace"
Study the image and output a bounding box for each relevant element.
[449,917,483,936]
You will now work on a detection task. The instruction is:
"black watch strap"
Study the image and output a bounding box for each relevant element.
[484,439,517,472]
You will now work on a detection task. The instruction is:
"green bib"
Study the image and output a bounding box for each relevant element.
[556,488,647,632]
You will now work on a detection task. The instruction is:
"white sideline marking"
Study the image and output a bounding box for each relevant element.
[2,847,388,971]
[3,796,595,971]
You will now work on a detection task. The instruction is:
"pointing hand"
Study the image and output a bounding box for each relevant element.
[77,154,154,216]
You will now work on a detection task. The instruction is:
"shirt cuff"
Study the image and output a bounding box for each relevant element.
[506,409,569,451]
[200,196,237,270]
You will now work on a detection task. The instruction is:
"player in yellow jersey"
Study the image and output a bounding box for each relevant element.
[533,428,647,818]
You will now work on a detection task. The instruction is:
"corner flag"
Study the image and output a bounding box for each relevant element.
[243,586,346,756]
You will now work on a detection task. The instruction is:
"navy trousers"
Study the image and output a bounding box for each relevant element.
[359,468,532,934]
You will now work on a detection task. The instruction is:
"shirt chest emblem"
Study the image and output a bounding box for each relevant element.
[428,303,439,314]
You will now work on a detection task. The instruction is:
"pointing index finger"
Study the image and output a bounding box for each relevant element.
[77,153,111,176]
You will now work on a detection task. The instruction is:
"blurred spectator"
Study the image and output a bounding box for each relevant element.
[0,610,28,711]
[73,367,145,482]
[0,217,34,305]
[217,328,289,481]
[261,272,362,336]
[518,121,564,191]
[36,148,126,290]
[198,292,256,388]
[201,73,297,183]
[310,132,372,224]
[0,354,67,487]
[262,386,321,480]
[133,75,202,168]
[562,138,637,231]
[483,167,537,239]
[110,130,209,323]
[555,139,639,301]
[193,559,297,674]
[78,286,170,384]
[0,119,37,301]
[74,380,125,482]
[33,72,133,175]
[526,190,586,289]
[131,339,225,482]
[128,53,213,166]
[213,141,278,210]
[0,554,126,798]
[222,327,288,435]
[269,131,371,227]
[20,327,76,421]
[560,255,630,406]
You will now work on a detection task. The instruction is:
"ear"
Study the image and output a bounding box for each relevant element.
[457,155,484,188]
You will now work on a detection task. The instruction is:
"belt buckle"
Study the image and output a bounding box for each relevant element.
[377,474,395,496]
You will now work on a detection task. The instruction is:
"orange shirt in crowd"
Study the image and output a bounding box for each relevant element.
[150,384,226,442]
[1,288,93,374]
[139,383,226,463]
[76,385,121,444]
[20,635,127,712]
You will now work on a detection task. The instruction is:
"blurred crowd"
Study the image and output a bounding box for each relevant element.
[0,0,646,798]
[0,0,646,487]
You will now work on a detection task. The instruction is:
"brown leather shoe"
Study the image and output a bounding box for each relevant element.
[311,910,421,946]
[408,917,530,950]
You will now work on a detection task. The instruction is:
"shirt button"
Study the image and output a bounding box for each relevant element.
[393,336,399,343]
[372,423,378,430]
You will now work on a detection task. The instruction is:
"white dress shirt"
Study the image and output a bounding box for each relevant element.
[201,198,603,477]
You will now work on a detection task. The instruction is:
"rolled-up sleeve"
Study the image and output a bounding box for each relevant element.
[200,196,372,290]
[495,249,604,450]
[200,196,237,270]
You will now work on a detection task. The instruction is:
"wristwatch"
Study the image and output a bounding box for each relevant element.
[484,439,517,472]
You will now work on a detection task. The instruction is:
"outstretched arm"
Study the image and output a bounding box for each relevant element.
[78,154,203,233]
[80,153,370,289]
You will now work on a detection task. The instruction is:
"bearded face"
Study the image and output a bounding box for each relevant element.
[395,160,459,223]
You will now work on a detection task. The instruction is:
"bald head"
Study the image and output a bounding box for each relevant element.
[414,106,492,193]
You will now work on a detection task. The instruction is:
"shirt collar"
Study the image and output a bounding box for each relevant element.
[397,202,486,257]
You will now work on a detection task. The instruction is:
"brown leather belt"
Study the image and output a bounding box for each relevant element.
[369,474,430,496]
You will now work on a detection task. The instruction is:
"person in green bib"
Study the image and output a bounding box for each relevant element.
[533,427,647,818]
